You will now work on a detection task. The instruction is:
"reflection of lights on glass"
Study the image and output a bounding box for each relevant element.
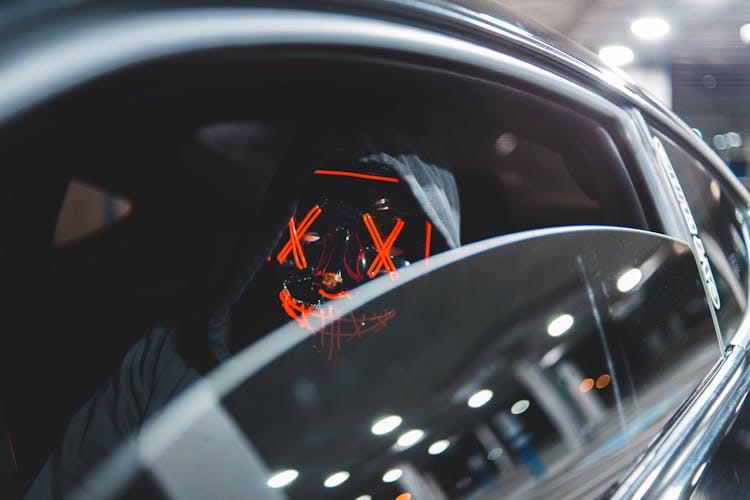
[383,469,403,483]
[710,180,721,202]
[736,392,749,413]
[579,378,595,393]
[487,448,504,461]
[540,344,566,368]
[702,74,717,89]
[599,46,634,66]
[468,389,494,408]
[371,415,402,435]
[494,133,518,156]
[741,23,750,45]
[395,494,413,500]
[547,314,574,337]
[397,429,425,448]
[727,132,743,148]
[713,132,743,151]
[691,462,708,486]
[355,496,372,500]
[617,268,642,292]
[428,439,450,455]
[596,374,611,389]
[673,241,691,255]
[267,469,299,488]
[323,471,350,488]
[510,399,530,415]
[631,17,670,40]
[692,128,703,139]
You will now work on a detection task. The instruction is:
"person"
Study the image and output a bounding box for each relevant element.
[24,121,461,499]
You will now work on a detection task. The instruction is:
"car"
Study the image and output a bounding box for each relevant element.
[1,1,749,499]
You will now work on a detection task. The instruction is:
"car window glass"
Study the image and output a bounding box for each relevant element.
[650,130,749,343]
[149,228,719,500]
[53,180,132,245]
[452,129,600,243]
[22,99,648,499]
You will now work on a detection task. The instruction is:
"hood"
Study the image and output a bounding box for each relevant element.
[202,121,461,362]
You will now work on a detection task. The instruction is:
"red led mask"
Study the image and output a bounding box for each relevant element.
[271,168,441,357]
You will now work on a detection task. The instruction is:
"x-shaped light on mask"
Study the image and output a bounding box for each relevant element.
[276,205,322,269]
[362,213,405,278]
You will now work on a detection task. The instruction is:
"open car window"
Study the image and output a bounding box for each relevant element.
[80,227,721,500]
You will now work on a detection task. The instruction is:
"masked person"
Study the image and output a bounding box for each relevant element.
[24,122,461,499]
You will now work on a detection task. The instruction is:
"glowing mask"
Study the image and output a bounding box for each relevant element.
[272,168,440,355]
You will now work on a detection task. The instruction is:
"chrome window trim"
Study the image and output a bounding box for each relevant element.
[625,108,692,243]
[611,345,750,499]
[612,111,750,499]
[631,110,750,349]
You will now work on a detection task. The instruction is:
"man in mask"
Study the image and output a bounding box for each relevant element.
[25,121,461,499]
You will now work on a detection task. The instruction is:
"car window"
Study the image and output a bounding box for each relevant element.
[650,130,749,344]
[5,47,655,500]
[93,228,721,500]
[450,128,601,243]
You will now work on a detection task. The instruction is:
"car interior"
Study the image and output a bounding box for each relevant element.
[0,51,655,494]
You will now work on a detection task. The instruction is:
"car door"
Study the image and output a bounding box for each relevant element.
[0,3,740,499]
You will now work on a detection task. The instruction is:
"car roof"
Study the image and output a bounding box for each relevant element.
[0,0,689,131]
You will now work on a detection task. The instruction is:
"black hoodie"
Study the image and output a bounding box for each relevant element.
[24,123,460,499]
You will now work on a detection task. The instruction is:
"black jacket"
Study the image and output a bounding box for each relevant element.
[25,124,460,499]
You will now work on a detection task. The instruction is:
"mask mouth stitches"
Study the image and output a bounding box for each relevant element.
[278,287,396,359]
[318,289,350,300]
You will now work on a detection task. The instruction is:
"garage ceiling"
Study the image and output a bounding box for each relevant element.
[500,0,750,66]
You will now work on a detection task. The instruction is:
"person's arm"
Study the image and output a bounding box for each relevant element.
[24,326,201,500]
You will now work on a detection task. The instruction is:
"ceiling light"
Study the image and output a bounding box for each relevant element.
[323,471,350,488]
[383,468,403,483]
[371,415,402,435]
[397,429,425,448]
[467,389,494,408]
[494,133,518,156]
[727,132,743,148]
[740,23,750,45]
[710,180,721,202]
[599,46,634,67]
[617,268,642,292]
[596,374,611,389]
[547,314,574,337]
[355,496,372,500]
[267,469,299,488]
[579,378,595,393]
[428,439,450,455]
[510,399,530,415]
[631,17,671,40]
